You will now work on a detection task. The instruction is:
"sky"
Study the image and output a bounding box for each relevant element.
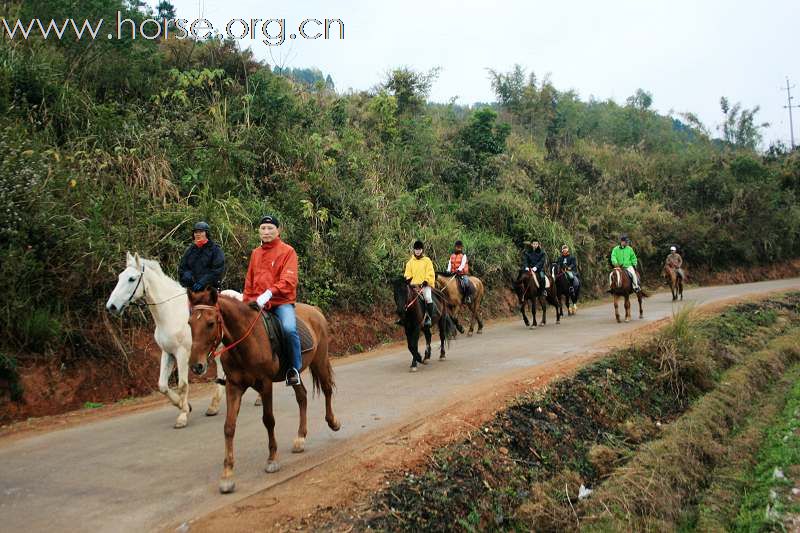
[163,0,800,148]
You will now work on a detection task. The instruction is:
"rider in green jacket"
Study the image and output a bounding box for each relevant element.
[610,234,641,292]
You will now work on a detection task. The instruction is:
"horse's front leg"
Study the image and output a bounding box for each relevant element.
[407,323,422,371]
[539,297,547,327]
[260,383,280,473]
[174,348,191,429]
[423,325,432,362]
[625,295,632,322]
[291,382,308,453]
[520,300,530,327]
[219,383,244,493]
[637,292,644,319]
[157,351,181,409]
[614,295,621,323]
[438,316,447,360]
[530,299,538,327]
[206,353,226,416]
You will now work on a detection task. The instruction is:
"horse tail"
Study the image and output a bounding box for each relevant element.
[310,341,335,397]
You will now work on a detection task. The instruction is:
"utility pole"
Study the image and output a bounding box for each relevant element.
[784,77,798,150]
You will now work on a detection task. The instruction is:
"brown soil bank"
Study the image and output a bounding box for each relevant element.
[0,264,794,425]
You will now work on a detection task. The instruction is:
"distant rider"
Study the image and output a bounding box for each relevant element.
[522,239,548,295]
[559,244,580,293]
[446,240,473,304]
[665,245,685,280]
[610,234,640,292]
[404,240,437,327]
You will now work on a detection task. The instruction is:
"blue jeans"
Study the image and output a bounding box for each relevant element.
[274,303,301,372]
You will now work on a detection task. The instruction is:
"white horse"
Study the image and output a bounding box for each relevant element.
[105,252,225,428]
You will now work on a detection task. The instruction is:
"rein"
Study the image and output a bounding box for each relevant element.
[192,303,266,358]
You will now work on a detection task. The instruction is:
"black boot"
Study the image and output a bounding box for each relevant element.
[424,303,434,327]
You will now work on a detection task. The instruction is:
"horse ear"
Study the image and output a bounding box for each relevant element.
[134,253,142,268]
[126,251,134,266]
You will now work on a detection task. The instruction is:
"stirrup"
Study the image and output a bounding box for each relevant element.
[286,368,301,387]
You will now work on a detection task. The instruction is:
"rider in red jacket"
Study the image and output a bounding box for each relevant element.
[243,215,302,386]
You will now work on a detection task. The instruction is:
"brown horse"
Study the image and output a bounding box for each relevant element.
[435,273,485,336]
[187,288,340,494]
[608,267,646,322]
[664,265,684,301]
[512,270,562,327]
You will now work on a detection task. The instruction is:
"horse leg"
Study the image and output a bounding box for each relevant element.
[520,300,530,327]
[291,382,308,453]
[310,354,341,431]
[625,295,631,322]
[466,304,476,337]
[206,354,225,416]
[407,324,422,371]
[423,326,432,362]
[174,348,191,429]
[260,383,280,474]
[679,278,683,300]
[219,383,244,493]
[614,294,621,323]
[438,315,447,360]
[539,297,547,327]
[638,292,644,319]
[157,351,181,409]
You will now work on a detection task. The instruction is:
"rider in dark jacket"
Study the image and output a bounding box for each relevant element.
[522,239,548,292]
[178,221,226,291]
[559,244,580,291]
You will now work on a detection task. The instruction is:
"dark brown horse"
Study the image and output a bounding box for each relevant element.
[512,270,562,327]
[435,273,485,336]
[550,263,580,316]
[608,267,646,322]
[187,288,340,494]
[664,265,684,301]
[392,279,457,371]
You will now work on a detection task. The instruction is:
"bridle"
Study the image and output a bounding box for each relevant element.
[124,264,146,308]
[191,302,266,362]
[123,264,186,309]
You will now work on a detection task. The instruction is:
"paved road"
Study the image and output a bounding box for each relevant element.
[1,279,799,532]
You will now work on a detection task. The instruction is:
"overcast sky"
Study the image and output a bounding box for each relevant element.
[164,0,799,148]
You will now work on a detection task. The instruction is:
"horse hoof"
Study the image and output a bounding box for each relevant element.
[477,330,483,335]
[625,318,630,323]
[467,332,473,337]
[254,397,262,407]
[174,415,188,429]
[265,461,281,474]
[292,437,306,453]
[410,366,418,373]
[205,408,219,417]
[539,323,546,327]
[219,478,236,494]
[329,419,341,431]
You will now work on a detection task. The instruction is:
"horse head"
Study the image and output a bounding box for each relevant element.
[187,287,222,376]
[106,252,146,315]
[391,277,413,319]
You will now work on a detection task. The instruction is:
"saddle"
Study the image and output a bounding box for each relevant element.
[261,311,315,378]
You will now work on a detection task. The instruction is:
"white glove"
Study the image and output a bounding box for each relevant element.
[532,267,538,272]
[256,290,272,308]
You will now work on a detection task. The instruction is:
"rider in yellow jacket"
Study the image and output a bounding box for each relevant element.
[404,240,436,326]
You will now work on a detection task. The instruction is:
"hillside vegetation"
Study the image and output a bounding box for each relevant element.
[1,0,799,364]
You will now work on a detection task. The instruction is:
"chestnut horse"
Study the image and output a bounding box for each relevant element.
[608,267,646,322]
[664,265,684,301]
[187,288,340,494]
[512,270,562,327]
[435,273,485,336]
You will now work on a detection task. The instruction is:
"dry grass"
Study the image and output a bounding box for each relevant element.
[579,331,800,531]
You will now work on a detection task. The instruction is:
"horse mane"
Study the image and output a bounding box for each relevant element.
[129,255,183,290]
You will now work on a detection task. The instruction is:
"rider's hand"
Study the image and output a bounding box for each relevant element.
[422,281,429,287]
[256,289,272,308]
[532,267,538,272]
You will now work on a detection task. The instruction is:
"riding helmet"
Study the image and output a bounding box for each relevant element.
[259,215,280,228]
[454,240,463,247]
[620,234,629,242]
[193,221,211,236]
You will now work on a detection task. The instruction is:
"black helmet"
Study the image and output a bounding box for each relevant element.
[413,240,424,250]
[258,215,280,228]
[193,221,210,236]
[454,240,463,247]
[620,234,629,242]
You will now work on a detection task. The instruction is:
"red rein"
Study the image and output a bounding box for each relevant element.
[191,303,265,358]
